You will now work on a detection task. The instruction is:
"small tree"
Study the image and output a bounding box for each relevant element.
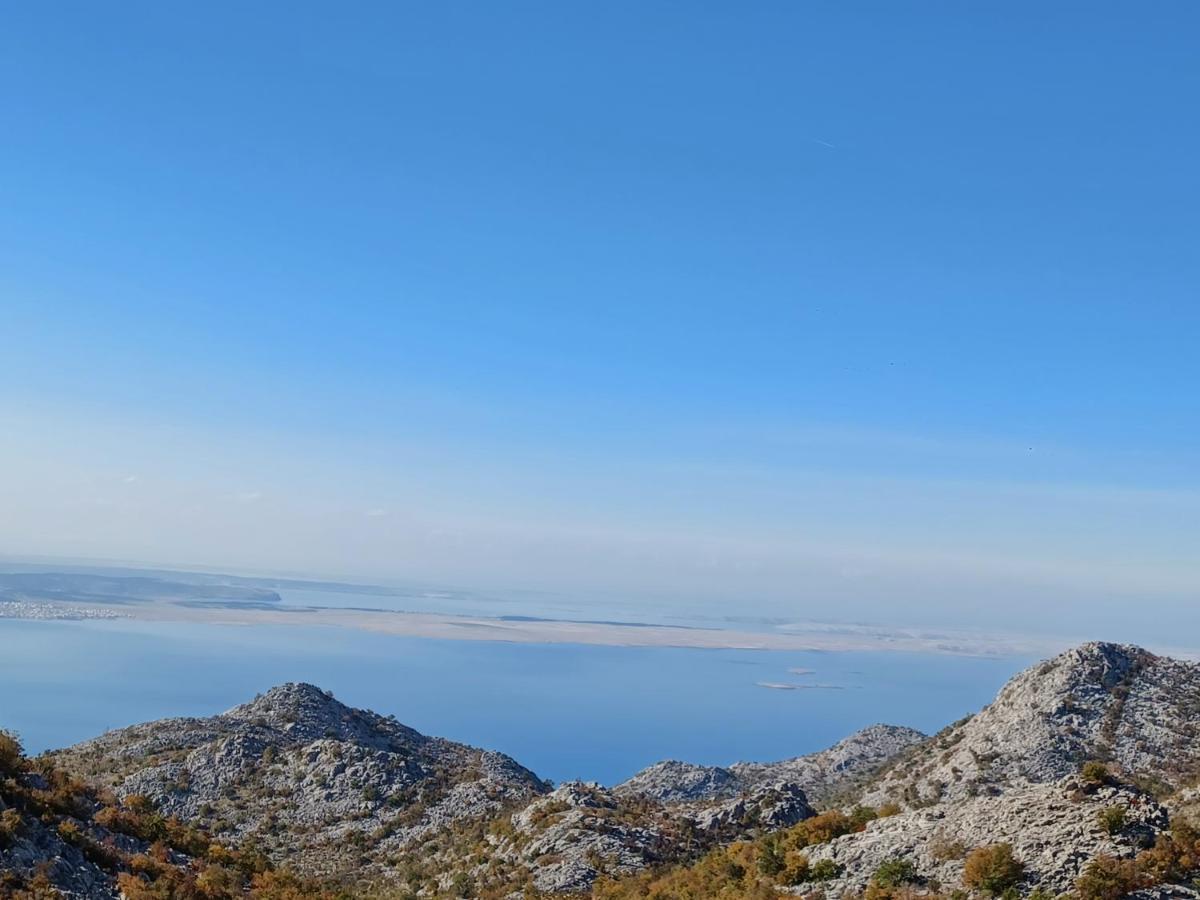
[963,843,1025,896]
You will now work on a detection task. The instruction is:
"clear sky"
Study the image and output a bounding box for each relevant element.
[3,3,1198,637]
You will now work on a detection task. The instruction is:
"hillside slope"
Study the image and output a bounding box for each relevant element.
[861,642,1200,807]
[617,723,925,806]
[0,730,326,900]
[49,683,548,885]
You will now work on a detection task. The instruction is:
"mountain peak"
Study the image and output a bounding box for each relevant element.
[1049,641,1159,687]
[227,682,346,718]
[860,640,1200,807]
[220,682,428,751]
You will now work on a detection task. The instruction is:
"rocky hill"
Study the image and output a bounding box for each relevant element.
[48,683,549,885]
[795,774,1171,896]
[617,723,925,807]
[596,642,1200,900]
[40,684,926,895]
[860,642,1200,808]
[10,640,1200,900]
[0,730,325,899]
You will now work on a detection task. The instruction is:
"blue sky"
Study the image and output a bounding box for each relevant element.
[3,4,1199,636]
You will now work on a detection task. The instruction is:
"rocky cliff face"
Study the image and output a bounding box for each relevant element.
[860,642,1200,807]
[49,683,548,883]
[617,723,925,806]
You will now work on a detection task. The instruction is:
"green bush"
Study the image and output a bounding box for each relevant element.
[1097,805,1127,835]
[872,858,918,888]
[809,858,842,881]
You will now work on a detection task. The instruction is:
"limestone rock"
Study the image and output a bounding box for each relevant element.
[618,723,925,807]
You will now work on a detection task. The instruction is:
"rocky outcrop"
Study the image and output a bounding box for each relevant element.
[494,779,818,893]
[617,723,925,807]
[860,642,1200,807]
[792,775,1170,896]
[0,735,211,899]
[0,795,117,899]
[499,783,683,893]
[616,760,741,804]
[690,781,816,835]
[49,683,548,882]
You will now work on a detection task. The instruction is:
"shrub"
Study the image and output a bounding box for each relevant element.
[1075,855,1144,900]
[756,838,785,876]
[0,731,23,775]
[1135,819,1200,884]
[1080,761,1112,788]
[962,843,1024,896]
[809,858,843,881]
[796,810,858,845]
[872,858,918,888]
[0,808,23,847]
[850,806,880,828]
[781,853,810,885]
[1097,805,1127,835]
[929,832,968,862]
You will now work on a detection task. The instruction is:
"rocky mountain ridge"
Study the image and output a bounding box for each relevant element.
[617,723,926,807]
[860,642,1200,808]
[7,640,1200,899]
[48,682,549,884]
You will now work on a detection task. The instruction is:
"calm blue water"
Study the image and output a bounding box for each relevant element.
[0,618,1031,784]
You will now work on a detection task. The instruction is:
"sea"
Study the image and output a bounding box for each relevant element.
[0,594,1033,785]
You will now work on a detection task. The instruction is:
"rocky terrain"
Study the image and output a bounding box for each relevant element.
[0,755,120,899]
[860,642,1200,808]
[795,774,1170,896]
[31,682,916,897]
[617,723,926,807]
[484,778,819,894]
[0,729,316,900]
[7,640,1200,899]
[48,683,549,884]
